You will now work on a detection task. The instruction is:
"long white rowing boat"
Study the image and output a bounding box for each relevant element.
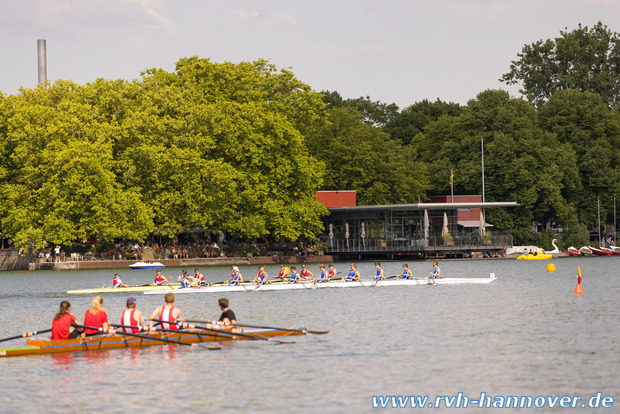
[143,273,496,295]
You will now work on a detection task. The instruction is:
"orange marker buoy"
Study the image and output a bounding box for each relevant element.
[575,265,583,295]
[547,263,555,272]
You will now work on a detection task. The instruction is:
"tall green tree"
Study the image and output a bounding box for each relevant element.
[321,90,399,126]
[306,107,428,205]
[501,22,620,108]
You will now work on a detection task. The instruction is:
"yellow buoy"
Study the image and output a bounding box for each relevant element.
[546,263,556,272]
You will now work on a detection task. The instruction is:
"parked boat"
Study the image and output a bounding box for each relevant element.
[129,261,166,270]
[579,246,593,256]
[516,252,552,260]
[0,328,306,358]
[143,274,497,295]
[567,246,580,257]
[588,246,613,256]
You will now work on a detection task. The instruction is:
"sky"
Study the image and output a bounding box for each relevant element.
[0,0,618,110]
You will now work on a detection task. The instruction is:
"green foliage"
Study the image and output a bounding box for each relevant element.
[501,22,620,108]
[305,107,429,205]
[558,223,590,250]
[321,90,400,126]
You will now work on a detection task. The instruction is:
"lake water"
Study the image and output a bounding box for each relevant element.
[0,258,618,413]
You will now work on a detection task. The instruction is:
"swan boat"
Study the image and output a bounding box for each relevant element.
[0,327,306,358]
[143,273,497,295]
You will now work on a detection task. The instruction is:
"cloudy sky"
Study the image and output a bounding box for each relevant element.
[0,0,617,109]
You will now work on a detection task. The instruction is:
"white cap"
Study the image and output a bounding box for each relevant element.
[233,266,239,272]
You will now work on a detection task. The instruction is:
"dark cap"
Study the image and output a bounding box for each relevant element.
[127,297,137,305]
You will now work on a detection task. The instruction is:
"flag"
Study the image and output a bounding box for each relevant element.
[449,170,454,188]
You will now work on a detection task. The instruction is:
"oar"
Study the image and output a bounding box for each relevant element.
[112,324,222,350]
[78,325,192,347]
[0,329,52,343]
[151,319,295,344]
[181,319,328,335]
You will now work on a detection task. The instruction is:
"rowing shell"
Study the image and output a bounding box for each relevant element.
[67,284,181,294]
[0,328,304,358]
[143,273,497,295]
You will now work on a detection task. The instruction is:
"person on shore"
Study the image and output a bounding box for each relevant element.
[278,264,291,280]
[150,269,169,286]
[113,273,128,288]
[328,264,338,279]
[400,264,413,279]
[52,301,84,340]
[229,266,243,285]
[288,266,301,283]
[121,297,143,333]
[149,292,181,331]
[429,262,441,280]
[252,267,269,284]
[300,264,314,280]
[83,296,109,336]
[374,262,385,280]
[344,263,361,281]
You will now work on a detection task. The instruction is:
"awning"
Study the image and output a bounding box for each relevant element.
[458,220,493,228]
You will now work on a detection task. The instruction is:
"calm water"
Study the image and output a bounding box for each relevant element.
[0,258,618,413]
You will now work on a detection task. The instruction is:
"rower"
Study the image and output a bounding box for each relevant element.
[229,266,243,285]
[251,266,269,284]
[344,263,361,281]
[83,295,109,336]
[150,269,169,286]
[179,273,191,288]
[374,262,385,280]
[192,269,205,286]
[300,264,314,280]
[317,264,328,282]
[429,261,441,280]
[149,292,181,331]
[328,264,337,279]
[51,301,84,340]
[278,264,291,280]
[217,297,237,326]
[113,273,128,288]
[400,264,413,279]
[288,266,301,283]
[120,297,144,333]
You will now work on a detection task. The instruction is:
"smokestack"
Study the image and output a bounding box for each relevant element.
[37,39,47,84]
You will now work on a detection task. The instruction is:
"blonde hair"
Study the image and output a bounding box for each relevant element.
[89,296,104,315]
[165,292,175,304]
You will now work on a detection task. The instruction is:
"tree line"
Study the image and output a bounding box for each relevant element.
[0,23,618,248]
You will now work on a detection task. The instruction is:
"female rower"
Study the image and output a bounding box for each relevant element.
[52,301,83,340]
[120,297,144,333]
[344,263,361,281]
[252,267,269,284]
[190,269,204,287]
[150,269,169,286]
[113,273,128,288]
[328,264,338,279]
[278,264,291,280]
[288,266,302,283]
[429,262,441,280]
[400,264,413,279]
[374,262,385,280]
[300,264,314,280]
[229,266,243,285]
[83,296,109,336]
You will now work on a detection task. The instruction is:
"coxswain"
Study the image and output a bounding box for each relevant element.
[251,266,269,284]
[51,301,84,340]
[429,261,441,280]
[328,264,337,279]
[400,264,413,279]
[374,262,385,280]
[344,263,361,281]
[288,266,301,283]
[278,264,291,280]
[149,292,181,331]
[113,273,128,288]
[179,273,191,288]
[229,266,243,285]
[177,269,191,283]
[317,264,328,282]
[150,269,169,286]
[121,297,144,333]
[300,264,314,280]
[217,297,237,325]
[83,295,109,336]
